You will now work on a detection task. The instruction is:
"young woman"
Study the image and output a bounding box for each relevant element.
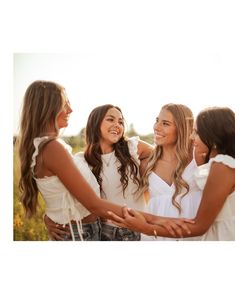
[139,103,202,240]
[46,104,152,241]
[108,107,235,240]
[18,80,193,241]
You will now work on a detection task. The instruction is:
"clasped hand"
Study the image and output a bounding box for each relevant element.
[108,206,194,238]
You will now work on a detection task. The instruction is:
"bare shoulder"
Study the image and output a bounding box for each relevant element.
[43,139,71,160]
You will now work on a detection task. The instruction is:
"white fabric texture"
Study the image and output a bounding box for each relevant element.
[194,154,235,240]
[142,159,202,241]
[31,137,100,240]
[101,136,146,213]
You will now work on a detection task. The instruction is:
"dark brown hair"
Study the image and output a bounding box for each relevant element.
[84,104,140,197]
[196,106,235,162]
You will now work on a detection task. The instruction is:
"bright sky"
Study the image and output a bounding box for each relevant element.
[13,2,235,136]
[2,1,235,292]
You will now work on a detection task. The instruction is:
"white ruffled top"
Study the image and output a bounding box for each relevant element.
[142,159,202,241]
[31,137,100,240]
[194,154,235,240]
[101,136,147,212]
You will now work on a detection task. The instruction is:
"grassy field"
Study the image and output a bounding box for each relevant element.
[14,148,49,241]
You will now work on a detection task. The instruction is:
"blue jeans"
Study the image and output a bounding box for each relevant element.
[101,223,140,241]
[63,219,101,241]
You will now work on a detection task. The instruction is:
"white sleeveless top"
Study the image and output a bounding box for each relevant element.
[101,136,147,212]
[194,154,235,240]
[143,159,202,241]
[31,136,100,241]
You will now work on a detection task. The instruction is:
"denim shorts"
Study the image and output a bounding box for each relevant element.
[101,223,140,241]
[63,219,101,241]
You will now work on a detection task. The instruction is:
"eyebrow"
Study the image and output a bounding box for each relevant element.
[106,114,123,120]
[156,117,174,124]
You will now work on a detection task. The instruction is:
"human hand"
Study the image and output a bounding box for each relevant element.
[153,216,195,238]
[44,214,71,240]
[107,206,151,234]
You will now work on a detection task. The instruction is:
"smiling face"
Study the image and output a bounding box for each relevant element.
[153,109,177,146]
[100,107,124,149]
[56,92,73,129]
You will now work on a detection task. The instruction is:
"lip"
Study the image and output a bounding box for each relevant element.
[109,129,119,135]
[154,132,164,138]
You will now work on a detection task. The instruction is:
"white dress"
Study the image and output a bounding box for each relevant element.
[143,159,202,241]
[31,137,100,241]
[194,154,235,241]
[101,137,147,223]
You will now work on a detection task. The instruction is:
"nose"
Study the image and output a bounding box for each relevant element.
[113,121,121,129]
[153,121,160,131]
[67,104,73,114]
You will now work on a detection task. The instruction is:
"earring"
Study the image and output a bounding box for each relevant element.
[212,144,217,149]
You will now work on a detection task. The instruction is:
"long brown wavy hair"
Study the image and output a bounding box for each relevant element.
[139,103,194,213]
[84,104,141,198]
[196,107,235,162]
[18,80,65,218]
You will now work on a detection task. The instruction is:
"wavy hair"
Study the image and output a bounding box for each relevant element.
[139,103,194,213]
[196,107,235,162]
[84,104,140,197]
[18,80,65,218]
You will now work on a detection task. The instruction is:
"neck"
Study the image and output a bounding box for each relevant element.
[161,146,177,162]
[100,142,114,154]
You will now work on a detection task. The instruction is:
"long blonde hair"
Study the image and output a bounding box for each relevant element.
[139,103,194,213]
[18,80,65,218]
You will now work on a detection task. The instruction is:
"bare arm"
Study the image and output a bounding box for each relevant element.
[137,140,153,161]
[111,162,234,238]
[187,162,235,236]
[43,140,124,219]
[43,140,192,237]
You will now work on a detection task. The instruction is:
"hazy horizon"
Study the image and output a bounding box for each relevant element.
[14,53,235,136]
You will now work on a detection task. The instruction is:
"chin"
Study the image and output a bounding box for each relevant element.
[112,137,121,143]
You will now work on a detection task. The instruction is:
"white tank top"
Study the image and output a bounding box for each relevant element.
[31,136,100,240]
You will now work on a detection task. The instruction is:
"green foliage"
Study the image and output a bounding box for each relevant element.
[13,148,49,241]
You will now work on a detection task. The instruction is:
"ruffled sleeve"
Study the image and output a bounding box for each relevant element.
[127,136,140,163]
[209,154,235,169]
[31,136,49,172]
[73,152,101,196]
[194,154,235,190]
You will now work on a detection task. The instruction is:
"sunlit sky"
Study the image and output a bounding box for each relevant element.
[13,2,235,136]
[2,0,235,291]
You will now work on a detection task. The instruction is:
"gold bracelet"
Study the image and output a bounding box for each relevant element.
[153,229,158,239]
